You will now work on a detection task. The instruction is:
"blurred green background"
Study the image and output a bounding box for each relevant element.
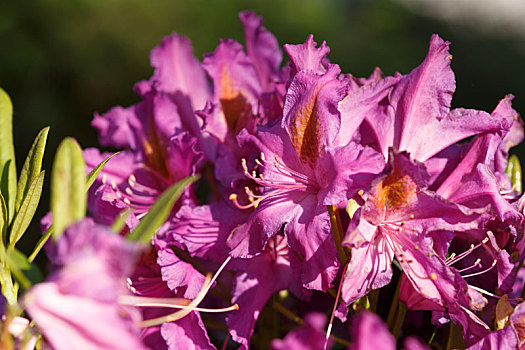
[1,0,525,258]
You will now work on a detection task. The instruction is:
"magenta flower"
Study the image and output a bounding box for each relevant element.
[227,235,310,348]
[359,35,511,163]
[227,36,385,291]
[465,300,525,350]
[141,31,211,145]
[198,11,286,187]
[127,247,215,349]
[348,311,395,350]
[270,312,329,350]
[86,89,202,226]
[341,152,486,313]
[24,219,147,350]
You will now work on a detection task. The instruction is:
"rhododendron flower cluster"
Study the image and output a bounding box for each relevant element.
[2,10,525,350]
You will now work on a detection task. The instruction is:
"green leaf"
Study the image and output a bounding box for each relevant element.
[0,192,7,250]
[15,127,49,213]
[85,152,118,192]
[9,171,45,247]
[50,138,86,239]
[0,88,17,224]
[111,208,131,233]
[506,154,522,193]
[28,225,52,263]
[6,247,43,290]
[127,175,198,243]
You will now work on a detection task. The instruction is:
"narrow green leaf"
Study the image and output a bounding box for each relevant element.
[6,247,43,290]
[28,225,52,263]
[0,88,17,224]
[9,171,45,247]
[50,138,86,239]
[111,207,131,233]
[85,152,118,192]
[0,192,7,249]
[506,154,522,193]
[15,127,49,213]
[127,175,198,243]
[0,262,17,305]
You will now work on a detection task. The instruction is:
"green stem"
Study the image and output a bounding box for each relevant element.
[386,273,402,331]
[272,299,350,347]
[272,299,303,325]
[204,164,221,201]
[391,301,406,338]
[445,322,465,350]
[327,205,349,265]
[428,327,437,345]
[368,289,379,313]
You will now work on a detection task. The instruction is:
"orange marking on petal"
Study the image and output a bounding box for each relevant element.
[371,168,418,216]
[142,116,171,179]
[289,90,324,167]
[219,65,237,100]
[514,316,525,345]
[219,65,250,133]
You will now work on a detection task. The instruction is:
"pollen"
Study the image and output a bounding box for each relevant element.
[429,273,437,280]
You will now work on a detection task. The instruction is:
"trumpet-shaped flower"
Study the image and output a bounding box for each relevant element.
[227,36,386,291]
[24,219,147,350]
[86,89,202,227]
[357,35,512,163]
[341,152,487,313]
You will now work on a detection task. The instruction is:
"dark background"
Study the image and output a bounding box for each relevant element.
[2,0,525,259]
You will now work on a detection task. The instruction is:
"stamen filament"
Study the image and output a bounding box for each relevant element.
[446,237,489,266]
[324,263,348,350]
[456,258,482,274]
[118,295,238,313]
[140,256,233,327]
[462,260,497,279]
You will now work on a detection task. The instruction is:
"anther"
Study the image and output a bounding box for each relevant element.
[457,258,482,274]
[462,259,498,279]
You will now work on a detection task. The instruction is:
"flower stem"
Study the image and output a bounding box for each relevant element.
[386,273,406,338]
[327,205,349,266]
[272,299,350,347]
